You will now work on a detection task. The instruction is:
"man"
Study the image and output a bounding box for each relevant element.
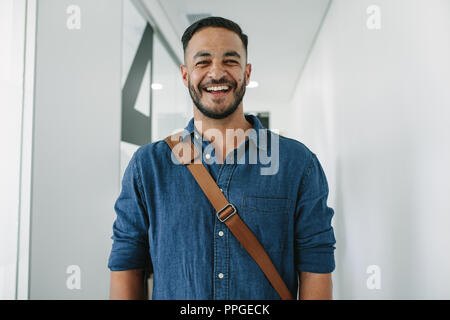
[108,17,336,300]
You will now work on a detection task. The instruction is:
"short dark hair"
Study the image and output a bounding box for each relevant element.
[181,16,248,60]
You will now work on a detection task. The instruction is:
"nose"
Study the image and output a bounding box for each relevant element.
[207,60,227,80]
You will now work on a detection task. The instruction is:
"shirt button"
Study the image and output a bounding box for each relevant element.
[219,188,223,193]
[218,231,224,237]
[205,153,211,160]
[195,134,199,140]
[218,273,224,279]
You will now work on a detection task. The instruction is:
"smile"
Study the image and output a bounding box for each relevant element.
[203,85,232,97]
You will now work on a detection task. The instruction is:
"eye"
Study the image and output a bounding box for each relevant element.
[196,60,209,66]
[225,60,239,65]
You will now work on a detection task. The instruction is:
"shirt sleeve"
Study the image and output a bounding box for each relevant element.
[107,150,152,272]
[294,152,336,274]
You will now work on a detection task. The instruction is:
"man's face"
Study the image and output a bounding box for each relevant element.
[181,27,252,119]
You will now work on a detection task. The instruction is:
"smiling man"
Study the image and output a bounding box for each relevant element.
[108,17,336,300]
[181,22,254,163]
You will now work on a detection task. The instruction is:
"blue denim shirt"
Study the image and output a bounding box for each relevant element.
[108,114,336,299]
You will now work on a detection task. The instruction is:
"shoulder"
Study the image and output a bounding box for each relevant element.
[270,130,314,166]
[132,139,172,171]
[135,139,170,157]
[274,133,330,194]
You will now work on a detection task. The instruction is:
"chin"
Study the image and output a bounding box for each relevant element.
[202,100,227,110]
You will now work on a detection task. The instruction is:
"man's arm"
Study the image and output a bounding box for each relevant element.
[110,269,146,300]
[298,272,332,300]
[108,151,152,299]
[295,152,336,299]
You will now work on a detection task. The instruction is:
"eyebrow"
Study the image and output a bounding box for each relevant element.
[193,50,241,60]
[193,51,211,60]
[223,51,241,59]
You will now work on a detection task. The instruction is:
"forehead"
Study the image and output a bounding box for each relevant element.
[186,27,245,58]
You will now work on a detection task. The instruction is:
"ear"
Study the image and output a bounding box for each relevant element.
[180,64,189,88]
[244,63,252,86]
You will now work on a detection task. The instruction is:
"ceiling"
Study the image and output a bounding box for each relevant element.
[145,0,331,107]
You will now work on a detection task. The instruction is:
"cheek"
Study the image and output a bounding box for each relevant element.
[236,76,244,86]
[235,69,246,84]
[190,72,205,88]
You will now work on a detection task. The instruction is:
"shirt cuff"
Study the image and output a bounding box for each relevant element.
[296,246,336,274]
[107,242,151,272]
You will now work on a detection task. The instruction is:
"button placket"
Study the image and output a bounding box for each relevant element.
[212,165,233,300]
[213,215,228,299]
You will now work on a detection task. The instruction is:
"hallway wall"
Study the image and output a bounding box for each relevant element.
[0,0,26,299]
[29,0,122,299]
[286,0,450,299]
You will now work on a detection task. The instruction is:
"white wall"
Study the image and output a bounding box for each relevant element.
[0,0,26,299]
[29,0,122,299]
[286,0,450,299]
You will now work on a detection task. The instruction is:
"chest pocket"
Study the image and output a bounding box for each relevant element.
[240,196,291,253]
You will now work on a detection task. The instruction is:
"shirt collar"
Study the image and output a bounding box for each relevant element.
[180,114,268,151]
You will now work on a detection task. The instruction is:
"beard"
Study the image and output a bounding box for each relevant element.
[188,74,246,120]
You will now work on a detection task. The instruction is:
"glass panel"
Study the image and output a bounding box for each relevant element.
[120,0,153,178]
[152,35,192,142]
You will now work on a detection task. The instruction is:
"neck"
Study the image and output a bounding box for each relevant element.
[192,104,253,163]
[193,104,252,138]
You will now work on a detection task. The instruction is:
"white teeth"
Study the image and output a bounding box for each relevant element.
[205,86,229,92]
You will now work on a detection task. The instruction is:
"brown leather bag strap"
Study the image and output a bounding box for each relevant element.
[165,133,294,300]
